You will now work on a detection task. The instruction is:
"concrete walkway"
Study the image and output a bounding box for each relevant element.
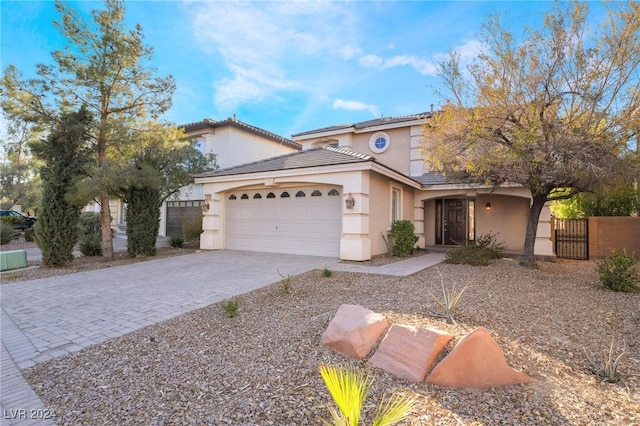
[0,249,443,425]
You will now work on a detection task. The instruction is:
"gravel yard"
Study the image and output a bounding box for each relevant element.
[17,256,639,425]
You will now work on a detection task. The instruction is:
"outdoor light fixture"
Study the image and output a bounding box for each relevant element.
[345,193,355,209]
[201,194,211,212]
[485,202,491,210]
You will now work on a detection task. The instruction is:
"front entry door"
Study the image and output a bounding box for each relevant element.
[444,199,466,244]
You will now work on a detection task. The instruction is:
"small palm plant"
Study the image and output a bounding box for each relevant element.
[277,269,292,294]
[427,268,470,325]
[221,296,239,318]
[319,364,415,426]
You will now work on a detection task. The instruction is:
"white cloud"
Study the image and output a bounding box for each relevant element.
[186,1,358,112]
[340,45,362,60]
[333,99,379,117]
[359,53,437,76]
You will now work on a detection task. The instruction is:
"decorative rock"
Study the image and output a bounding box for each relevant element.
[426,327,533,389]
[369,324,453,382]
[321,304,389,359]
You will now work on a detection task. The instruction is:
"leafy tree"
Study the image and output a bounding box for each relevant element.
[0,113,42,212]
[30,107,93,266]
[552,183,639,218]
[423,1,640,267]
[0,0,175,259]
[112,123,216,257]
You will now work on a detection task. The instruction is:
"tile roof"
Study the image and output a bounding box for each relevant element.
[181,117,301,150]
[195,146,373,178]
[413,171,451,186]
[292,112,432,137]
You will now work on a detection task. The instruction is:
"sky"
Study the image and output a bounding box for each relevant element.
[1,1,608,139]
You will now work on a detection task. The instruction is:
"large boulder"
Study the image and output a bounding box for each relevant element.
[321,304,389,359]
[369,324,453,382]
[426,327,533,389]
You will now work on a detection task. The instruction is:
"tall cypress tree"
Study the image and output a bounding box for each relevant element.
[31,107,92,266]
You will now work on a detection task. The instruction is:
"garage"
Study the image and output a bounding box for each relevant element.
[225,186,342,257]
[166,200,204,237]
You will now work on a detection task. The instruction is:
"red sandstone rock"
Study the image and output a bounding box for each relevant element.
[369,324,453,382]
[321,304,389,360]
[425,327,532,389]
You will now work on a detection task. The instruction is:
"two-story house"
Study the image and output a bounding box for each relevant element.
[194,113,554,261]
[94,117,302,237]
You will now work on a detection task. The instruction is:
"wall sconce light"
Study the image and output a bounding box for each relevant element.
[345,193,355,209]
[485,202,491,210]
[201,194,211,212]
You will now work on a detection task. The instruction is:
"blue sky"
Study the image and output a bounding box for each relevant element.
[1,1,606,138]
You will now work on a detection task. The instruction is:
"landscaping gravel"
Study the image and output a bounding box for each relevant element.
[17,257,640,425]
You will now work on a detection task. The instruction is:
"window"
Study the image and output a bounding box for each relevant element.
[391,188,401,223]
[281,192,290,198]
[253,193,262,199]
[468,200,475,241]
[296,191,306,197]
[369,132,390,153]
[228,194,237,200]
[311,190,322,197]
[266,192,275,198]
[328,189,340,196]
[241,194,249,199]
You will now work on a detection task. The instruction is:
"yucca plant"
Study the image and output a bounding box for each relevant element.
[319,364,415,426]
[277,269,292,294]
[427,268,470,325]
[584,336,627,385]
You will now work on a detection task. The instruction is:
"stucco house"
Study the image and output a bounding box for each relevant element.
[90,117,302,236]
[195,113,554,261]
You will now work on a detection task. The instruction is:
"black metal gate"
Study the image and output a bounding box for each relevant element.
[554,218,589,260]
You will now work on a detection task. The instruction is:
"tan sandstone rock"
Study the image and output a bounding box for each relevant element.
[321,304,389,360]
[426,327,533,389]
[369,324,453,382]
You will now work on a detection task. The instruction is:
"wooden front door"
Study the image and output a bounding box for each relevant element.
[444,199,466,244]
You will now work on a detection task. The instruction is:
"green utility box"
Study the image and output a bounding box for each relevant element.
[0,249,28,272]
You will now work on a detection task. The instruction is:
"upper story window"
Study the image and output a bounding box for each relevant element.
[369,132,390,154]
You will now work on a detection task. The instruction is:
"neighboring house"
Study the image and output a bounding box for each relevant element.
[194,113,554,261]
[88,117,301,237]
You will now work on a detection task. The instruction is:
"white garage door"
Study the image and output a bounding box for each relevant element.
[226,186,342,257]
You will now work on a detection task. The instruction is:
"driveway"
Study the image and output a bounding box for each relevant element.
[1,250,344,369]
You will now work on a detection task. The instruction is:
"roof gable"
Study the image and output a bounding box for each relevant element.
[182,117,301,150]
[292,112,432,138]
[195,146,373,178]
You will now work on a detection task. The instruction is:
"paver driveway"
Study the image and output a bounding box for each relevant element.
[1,250,342,370]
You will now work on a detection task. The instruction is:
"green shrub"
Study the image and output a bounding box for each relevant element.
[169,236,184,248]
[596,248,639,292]
[221,296,239,318]
[0,221,18,245]
[78,212,102,235]
[77,213,103,257]
[444,232,505,266]
[78,233,103,256]
[24,227,36,242]
[323,268,333,277]
[183,215,203,244]
[1,216,25,227]
[389,220,416,257]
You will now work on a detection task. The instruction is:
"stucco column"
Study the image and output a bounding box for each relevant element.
[200,190,223,250]
[340,172,371,261]
[534,202,554,258]
[413,201,425,249]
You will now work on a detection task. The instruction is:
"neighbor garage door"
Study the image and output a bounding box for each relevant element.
[166,200,203,237]
[226,186,342,257]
